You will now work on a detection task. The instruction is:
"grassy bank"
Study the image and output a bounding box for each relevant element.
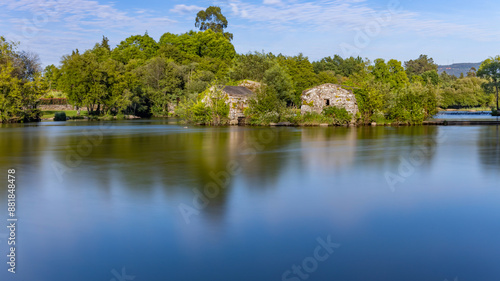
[41,110,87,119]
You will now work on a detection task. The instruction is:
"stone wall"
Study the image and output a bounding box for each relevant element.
[228,94,251,121]
[301,84,359,116]
[38,105,89,111]
[38,104,76,111]
[202,86,255,123]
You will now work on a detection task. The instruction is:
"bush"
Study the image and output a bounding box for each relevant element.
[54,112,67,121]
[175,86,229,125]
[322,106,352,125]
[298,112,332,125]
[387,84,437,124]
[245,87,287,125]
[20,109,42,123]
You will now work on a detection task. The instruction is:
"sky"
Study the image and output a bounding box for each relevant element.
[1,0,500,67]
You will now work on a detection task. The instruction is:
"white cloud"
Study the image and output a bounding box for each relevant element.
[263,0,282,5]
[0,0,177,66]
[170,4,204,15]
[224,0,499,41]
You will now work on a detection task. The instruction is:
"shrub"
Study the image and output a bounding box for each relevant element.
[322,106,352,125]
[20,109,42,123]
[298,112,332,125]
[176,86,229,125]
[245,86,287,125]
[387,84,437,124]
[54,112,67,121]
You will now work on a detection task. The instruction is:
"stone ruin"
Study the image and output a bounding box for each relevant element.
[203,83,256,125]
[301,84,359,116]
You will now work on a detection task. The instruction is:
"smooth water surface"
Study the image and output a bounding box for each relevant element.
[434,111,499,121]
[0,120,499,281]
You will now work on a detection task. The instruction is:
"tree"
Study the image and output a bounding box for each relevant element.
[112,33,159,64]
[229,52,276,82]
[172,30,235,61]
[372,58,390,83]
[313,55,366,77]
[477,56,500,110]
[263,63,294,104]
[467,67,477,77]
[421,70,439,86]
[43,64,61,91]
[0,36,45,122]
[387,59,409,89]
[138,57,184,116]
[195,6,233,41]
[404,54,438,77]
[276,53,318,105]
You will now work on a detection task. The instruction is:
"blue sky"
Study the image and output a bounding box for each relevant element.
[1,0,500,67]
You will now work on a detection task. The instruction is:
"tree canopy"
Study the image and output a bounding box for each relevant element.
[195,6,233,41]
[477,56,500,110]
[404,54,438,77]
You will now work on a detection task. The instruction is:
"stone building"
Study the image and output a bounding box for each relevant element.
[301,84,359,116]
[223,86,255,122]
[203,85,256,125]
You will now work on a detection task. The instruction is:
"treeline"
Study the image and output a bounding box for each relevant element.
[0,6,498,123]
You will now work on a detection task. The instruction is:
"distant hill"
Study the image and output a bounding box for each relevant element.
[437,62,482,77]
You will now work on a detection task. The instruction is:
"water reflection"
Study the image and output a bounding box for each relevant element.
[478,125,500,171]
[1,121,500,281]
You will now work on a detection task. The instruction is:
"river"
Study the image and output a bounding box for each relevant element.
[0,119,499,281]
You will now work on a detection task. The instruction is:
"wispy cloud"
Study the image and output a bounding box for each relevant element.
[0,0,176,65]
[0,0,175,30]
[170,4,204,15]
[223,0,499,41]
[263,0,282,5]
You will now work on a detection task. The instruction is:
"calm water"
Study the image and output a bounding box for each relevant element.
[435,111,500,121]
[0,120,499,281]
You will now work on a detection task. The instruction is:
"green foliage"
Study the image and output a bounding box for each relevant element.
[387,84,437,124]
[229,52,276,82]
[195,6,233,41]
[353,85,385,123]
[60,44,133,116]
[438,77,491,108]
[404,54,438,77]
[263,63,294,104]
[137,57,184,116]
[111,33,159,64]
[8,25,500,126]
[322,106,352,125]
[316,71,339,85]
[313,55,366,77]
[421,70,439,85]
[298,112,332,125]
[477,56,500,110]
[276,53,318,105]
[161,30,236,61]
[245,86,287,125]
[0,36,47,123]
[176,86,229,125]
[54,111,67,121]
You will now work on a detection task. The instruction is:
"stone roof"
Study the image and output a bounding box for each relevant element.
[222,86,255,97]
